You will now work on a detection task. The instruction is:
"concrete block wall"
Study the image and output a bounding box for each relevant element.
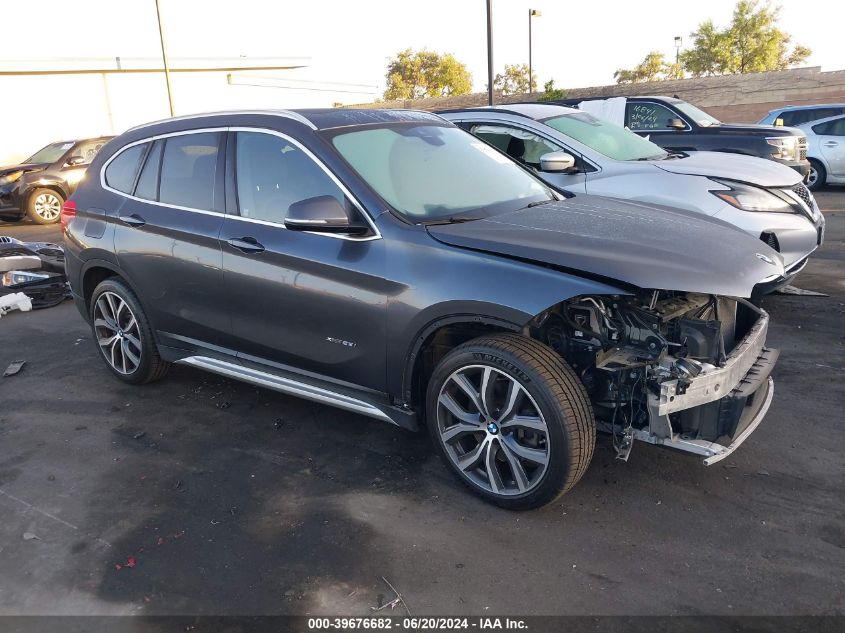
[346,66,845,123]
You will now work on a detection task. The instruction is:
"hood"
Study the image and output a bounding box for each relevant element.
[427,196,784,298]
[0,163,47,178]
[655,151,802,187]
[705,123,805,138]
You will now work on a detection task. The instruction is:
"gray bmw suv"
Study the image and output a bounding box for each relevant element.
[64,109,782,509]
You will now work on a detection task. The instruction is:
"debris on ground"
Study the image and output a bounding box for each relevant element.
[0,293,33,318]
[774,285,829,297]
[371,576,411,616]
[216,401,231,410]
[133,431,147,440]
[22,532,40,541]
[3,360,26,376]
[0,237,70,310]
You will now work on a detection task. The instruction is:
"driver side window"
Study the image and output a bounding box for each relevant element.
[626,102,680,131]
[470,124,561,171]
[235,131,346,224]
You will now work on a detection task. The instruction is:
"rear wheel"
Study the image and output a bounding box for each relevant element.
[426,333,595,510]
[89,278,170,384]
[806,159,826,192]
[26,188,64,224]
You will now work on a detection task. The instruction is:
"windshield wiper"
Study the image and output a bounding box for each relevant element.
[424,215,484,226]
[527,198,558,208]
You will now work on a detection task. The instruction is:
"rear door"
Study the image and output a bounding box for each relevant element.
[109,130,230,349]
[812,117,845,177]
[219,128,388,390]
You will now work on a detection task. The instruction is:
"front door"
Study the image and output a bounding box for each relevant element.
[813,117,845,177]
[220,129,388,391]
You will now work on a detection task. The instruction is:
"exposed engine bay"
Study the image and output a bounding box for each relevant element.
[530,291,777,463]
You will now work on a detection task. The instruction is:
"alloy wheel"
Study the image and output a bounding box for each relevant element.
[807,167,818,189]
[33,192,62,221]
[436,365,550,496]
[94,291,142,375]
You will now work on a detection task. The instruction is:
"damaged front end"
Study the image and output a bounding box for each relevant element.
[530,292,777,464]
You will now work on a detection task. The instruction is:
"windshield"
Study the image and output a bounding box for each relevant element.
[329,123,554,221]
[543,112,667,161]
[673,101,720,127]
[24,141,74,165]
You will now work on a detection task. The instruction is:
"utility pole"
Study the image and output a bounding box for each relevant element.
[528,9,541,94]
[486,0,494,106]
[154,0,175,116]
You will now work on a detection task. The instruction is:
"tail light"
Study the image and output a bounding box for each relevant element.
[60,200,77,231]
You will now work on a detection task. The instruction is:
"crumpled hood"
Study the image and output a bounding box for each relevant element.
[655,151,802,188]
[427,196,785,298]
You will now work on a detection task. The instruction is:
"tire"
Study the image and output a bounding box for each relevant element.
[89,278,170,384]
[26,188,64,224]
[806,159,826,192]
[425,333,595,510]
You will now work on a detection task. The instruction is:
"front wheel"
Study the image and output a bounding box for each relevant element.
[426,333,595,510]
[806,159,826,192]
[26,188,64,224]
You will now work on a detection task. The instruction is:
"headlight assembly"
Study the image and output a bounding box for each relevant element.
[709,179,795,213]
[765,136,798,162]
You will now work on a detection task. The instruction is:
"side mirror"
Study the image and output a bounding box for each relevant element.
[539,151,576,173]
[668,118,687,130]
[284,195,369,235]
[65,156,86,167]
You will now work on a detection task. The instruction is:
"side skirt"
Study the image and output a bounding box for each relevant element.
[174,354,418,431]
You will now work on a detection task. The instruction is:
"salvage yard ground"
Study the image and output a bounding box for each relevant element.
[0,190,843,616]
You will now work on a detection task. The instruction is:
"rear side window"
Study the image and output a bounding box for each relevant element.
[158,132,221,210]
[135,140,163,201]
[234,131,344,224]
[104,144,147,194]
[812,118,845,136]
[626,102,680,131]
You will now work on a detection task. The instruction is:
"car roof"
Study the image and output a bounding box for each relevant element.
[126,109,444,134]
[768,103,845,114]
[439,103,580,120]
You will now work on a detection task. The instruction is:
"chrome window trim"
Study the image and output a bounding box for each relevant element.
[99,126,382,242]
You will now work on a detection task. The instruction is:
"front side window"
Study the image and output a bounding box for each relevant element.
[329,123,553,222]
[471,124,562,170]
[672,101,720,127]
[104,144,147,194]
[813,117,845,136]
[626,102,683,131]
[544,112,667,161]
[158,132,221,210]
[235,132,345,224]
[67,139,107,166]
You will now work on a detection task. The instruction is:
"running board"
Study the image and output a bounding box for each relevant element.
[177,355,404,426]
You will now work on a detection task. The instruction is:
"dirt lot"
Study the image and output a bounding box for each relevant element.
[0,190,843,617]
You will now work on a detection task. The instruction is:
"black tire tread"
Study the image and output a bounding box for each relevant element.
[438,332,595,506]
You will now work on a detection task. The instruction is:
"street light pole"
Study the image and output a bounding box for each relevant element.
[528,9,541,94]
[155,0,176,116]
[486,0,494,105]
[674,36,682,65]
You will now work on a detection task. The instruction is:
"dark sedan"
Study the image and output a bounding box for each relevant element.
[0,136,112,224]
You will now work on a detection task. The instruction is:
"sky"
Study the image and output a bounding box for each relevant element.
[1,0,842,99]
[0,0,843,163]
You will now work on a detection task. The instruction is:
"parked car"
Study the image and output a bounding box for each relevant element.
[550,95,811,179]
[65,110,782,509]
[796,114,845,191]
[759,103,845,127]
[0,136,112,224]
[440,104,824,290]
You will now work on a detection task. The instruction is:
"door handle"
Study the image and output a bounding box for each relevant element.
[823,141,838,147]
[119,214,146,227]
[226,237,265,253]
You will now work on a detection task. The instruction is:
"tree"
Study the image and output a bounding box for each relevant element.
[384,49,472,100]
[537,78,566,102]
[614,52,680,84]
[680,0,811,76]
[492,63,537,95]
